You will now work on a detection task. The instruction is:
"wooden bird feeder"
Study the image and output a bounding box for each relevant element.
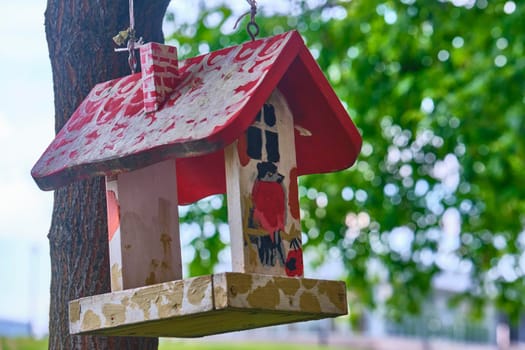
[32,31,362,338]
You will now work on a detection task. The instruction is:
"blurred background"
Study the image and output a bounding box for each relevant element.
[0,0,523,349]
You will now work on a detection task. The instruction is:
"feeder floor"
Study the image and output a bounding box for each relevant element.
[69,272,347,337]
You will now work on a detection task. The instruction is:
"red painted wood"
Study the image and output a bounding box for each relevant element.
[140,42,179,113]
[32,30,362,205]
[106,189,120,241]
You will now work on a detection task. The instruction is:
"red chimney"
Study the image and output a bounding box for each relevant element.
[140,42,179,113]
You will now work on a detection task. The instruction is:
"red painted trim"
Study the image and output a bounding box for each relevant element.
[106,190,120,241]
[297,46,362,162]
[32,31,362,206]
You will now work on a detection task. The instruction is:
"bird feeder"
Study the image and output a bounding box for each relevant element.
[32,31,362,337]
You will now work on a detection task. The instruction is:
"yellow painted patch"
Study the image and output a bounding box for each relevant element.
[214,286,228,308]
[161,261,170,271]
[248,243,259,268]
[145,271,157,285]
[187,277,208,306]
[130,285,163,320]
[151,259,160,269]
[230,273,253,295]
[157,286,184,318]
[160,233,172,255]
[246,281,279,309]
[302,278,317,290]
[82,310,101,331]
[275,276,301,296]
[102,303,126,326]
[111,263,122,291]
[241,194,261,270]
[300,291,321,313]
[69,301,80,323]
[318,281,347,312]
[281,223,301,241]
[159,198,173,255]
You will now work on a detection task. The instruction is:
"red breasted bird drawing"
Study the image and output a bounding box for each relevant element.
[251,161,286,266]
[252,162,285,237]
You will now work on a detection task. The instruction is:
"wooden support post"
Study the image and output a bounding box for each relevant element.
[226,90,303,277]
[106,159,182,291]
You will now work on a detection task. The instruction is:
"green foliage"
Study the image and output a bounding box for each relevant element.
[166,0,525,322]
[179,196,228,276]
[0,337,48,350]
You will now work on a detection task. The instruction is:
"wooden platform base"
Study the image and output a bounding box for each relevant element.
[69,272,347,337]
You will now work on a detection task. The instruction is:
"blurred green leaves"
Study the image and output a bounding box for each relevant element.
[166,0,525,323]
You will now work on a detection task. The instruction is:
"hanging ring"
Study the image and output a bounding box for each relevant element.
[247,21,259,41]
[234,0,259,41]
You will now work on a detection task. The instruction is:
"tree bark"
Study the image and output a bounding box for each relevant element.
[45,1,170,348]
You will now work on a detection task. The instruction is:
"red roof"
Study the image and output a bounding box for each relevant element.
[32,31,361,204]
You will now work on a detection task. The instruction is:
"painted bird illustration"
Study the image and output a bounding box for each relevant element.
[251,161,286,266]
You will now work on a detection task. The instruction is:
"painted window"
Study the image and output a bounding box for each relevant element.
[247,104,280,162]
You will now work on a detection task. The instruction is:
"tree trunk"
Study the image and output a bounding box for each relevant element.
[44,1,170,348]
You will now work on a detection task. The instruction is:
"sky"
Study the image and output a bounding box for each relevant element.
[0,0,54,338]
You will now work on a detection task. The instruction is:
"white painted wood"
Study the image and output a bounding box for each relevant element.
[69,275,214,335]
[109,159,182,290]
[69,273,347,337]
[225,144,246,273]
[225,89,303,277]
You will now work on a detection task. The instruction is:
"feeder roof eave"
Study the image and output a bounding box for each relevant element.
[31,32,305,191]
[31,30,362,202]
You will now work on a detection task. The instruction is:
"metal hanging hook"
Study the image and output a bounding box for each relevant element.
[113,0,144,74]
[234,0,260,41]
[127,0,136,73]
[127,32,137,74]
